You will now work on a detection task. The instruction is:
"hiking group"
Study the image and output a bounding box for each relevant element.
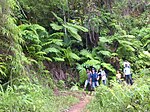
[84,60,133,91]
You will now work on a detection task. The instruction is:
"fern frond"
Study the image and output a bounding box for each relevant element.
[80,49,93,59]
[51,12,63,23]
[28,58,38,64]
[121,35,135,38]
[119,40,133,46]
[99,36,112,43]
[49,32,64,38]
[101,63,115,74]
[44,48,60,53]
[51,39,63,46]
[53,57,65,62]
[50,23,63,31]
[143,40,150,47]
[42,41,52,47]
[84,59,100,66]
[35,51,46,55]
[69,52,80,60]
[63,24,82,41]
[66,23,88,32]
[44,57,52,61]
[98,50,111,57]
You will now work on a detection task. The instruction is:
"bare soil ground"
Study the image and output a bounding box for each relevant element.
[65,94,92,112]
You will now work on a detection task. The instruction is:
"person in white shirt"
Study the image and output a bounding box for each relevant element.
[100,68,107,85]
[123,60,130,68]
[123,64,133,85]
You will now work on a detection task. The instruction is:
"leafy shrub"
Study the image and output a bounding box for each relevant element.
[86,76,150,112]
[0,80,78,112]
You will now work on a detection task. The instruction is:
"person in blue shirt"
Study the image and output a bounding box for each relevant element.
[90,68,99,89]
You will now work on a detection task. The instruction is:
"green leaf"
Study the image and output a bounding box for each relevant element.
[119,40,133,46]
[143,51,150,57]
[44,57,52,61]
[66,23,88,32]
[50,23,63,31]
[63,24,82,41]
[51,39,63,46]
[44,48,60,53]
[84,59,100,66]
[99,36,111,43]
[143,40,150,47]
[111,53,118,56]
[49,32,64,38]
[80,49,93,59]
[69,52,80,60]
[51,12,63,23]
[98,50,111,57]
[35,51,46,55]
[101,63,115,74]
[42,41,52,47]
[121,35,135,38]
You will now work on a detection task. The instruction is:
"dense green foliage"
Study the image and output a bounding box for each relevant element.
[0,79,78,112]
[0,0,149,111]
[86,75,150,112]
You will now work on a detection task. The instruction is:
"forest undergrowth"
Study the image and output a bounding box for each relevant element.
[0,0,150,112]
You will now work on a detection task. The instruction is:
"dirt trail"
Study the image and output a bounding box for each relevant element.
[66,95,92,112]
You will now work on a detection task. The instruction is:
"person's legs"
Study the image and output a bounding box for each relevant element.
[129,74,133,85]
[92,82,96,88]
[102,80,106,85]
[125,75,129,84]
[96,81,99,87]
[84,80,88,90]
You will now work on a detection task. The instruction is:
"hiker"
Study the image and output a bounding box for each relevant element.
[116,70,122,84]
[90,68,99,89]
[123,64,133,85]
[100,68,107,85]
[84,68,91,90]
[123,60,130,68]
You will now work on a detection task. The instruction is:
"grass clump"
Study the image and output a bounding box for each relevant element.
[85,76,150,112]
[0,79,79,112]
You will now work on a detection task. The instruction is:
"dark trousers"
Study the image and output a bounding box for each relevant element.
[125,74,133,85]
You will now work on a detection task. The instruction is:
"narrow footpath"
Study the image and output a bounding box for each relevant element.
[66,95,92,112]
